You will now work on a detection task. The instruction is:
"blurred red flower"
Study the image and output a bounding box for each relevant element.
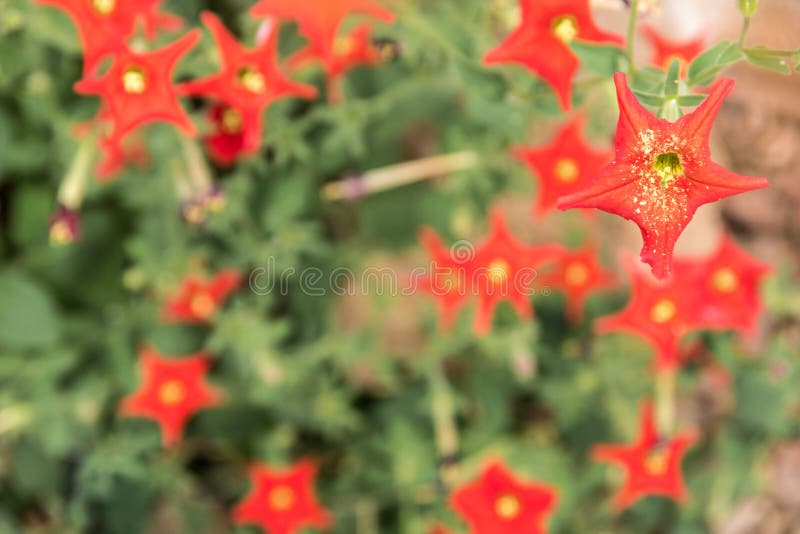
[642,25,704,75]
[119,347,222,447]
[232,459,333,534]
[592,400,697,510]
[515,116,612,217]
[539,245,615,321]
[558,73,768,279]
[450,460,557,534]
[162,269,241,324]
[419,228,471,331]
[484,0,622,110]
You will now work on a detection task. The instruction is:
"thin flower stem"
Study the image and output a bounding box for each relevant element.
[322,151,479,201]
[178,134,213,192]
[57,135,96,209]
[738,16,751,47]
[626,0,641,69]
[427,364,460,488]
[655,368,676,436]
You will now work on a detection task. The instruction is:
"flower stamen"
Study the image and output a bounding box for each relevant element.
[268,485,296,511]
[237,66,266,94]
[122,66,148,94]
[91,0,116,15]
[652,152,684,188]
[551,15,579,44]
[494,493,521,520]
[554,157,580,183]
[158,380,186,406]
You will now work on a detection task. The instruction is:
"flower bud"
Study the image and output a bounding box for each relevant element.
[738,0,758,17]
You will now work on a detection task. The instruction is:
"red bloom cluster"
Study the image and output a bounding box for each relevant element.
[233,460,333,534]
[420,210,563,335]
[599,236,770,370]
[162,269,241,324]
[515,116,613,217]
[120,346,222,447]
[484,0,622,110]
[558,73,769,279]
[593,400,697,510]
[450,461,558,534]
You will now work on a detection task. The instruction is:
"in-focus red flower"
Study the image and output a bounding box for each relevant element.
[35,0,181,74]
[162,269,241,324]
[539,245,615,321]
[181,12,317,152]
[119,347,222,447]
[471,210,563,335]
[419,228,471,331]
[484,0,622,110]
[558,73,769,279]
[515,116,612,217]
[250,0,394,63]
[642,25,704,75]
[676,235,771,336]
[232,459,333,534]
[287,24,380,101]
[597,258,694,371]
[450,460,558,534]
[74,31,201,152]
[592,401,697,511]
[204,103,253,165]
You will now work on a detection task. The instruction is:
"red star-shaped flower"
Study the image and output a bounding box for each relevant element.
[597,258,695,370]
[592,400,698,511]
[287,24,380,102]
[204,103,253,165]
[450,460,558,534]
[557,73,769,279]
[471,210,563,335]
[119,347,222,447]
[162,269,241,324]
[539,245,615,321]
[180,12,316,151]
[35,0,182,75]
[232,459,333,534]
[418,228,471,331]
[484,0,622,110]
[515,116,612,217]
[74,31,201,151]
[642,25,704,76]
[250,0,394,63]
[676,235,771,336]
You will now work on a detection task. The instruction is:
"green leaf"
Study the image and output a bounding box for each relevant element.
[664,59,681,97]
[0,270,60,349]
[632,91,664,108]
[687,41,743,87]
[571,42,627,77]
[677,94,707,107]
[744,48,792,74]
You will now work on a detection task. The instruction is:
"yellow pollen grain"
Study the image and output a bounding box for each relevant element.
[122,66,147,94]
[237,66,266,94]
[268,485,296,511]
[494,493,521,520]
[92,0,116,15]
[551,15,579,44]
[220,107,243,134]
[554,157,580,183]
[564,261,590,286]
[488,259,510,286]
[650,299,677,324]
[190,293,217,319]
[158,380,186,406]
[712,267,739,294]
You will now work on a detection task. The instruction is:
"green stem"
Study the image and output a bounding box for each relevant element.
[178,135,213,192]
[427,364,460,488]
[738,16,751,47]
[655,368,676,436]
[626,0,641,69]
[57,135,96,209]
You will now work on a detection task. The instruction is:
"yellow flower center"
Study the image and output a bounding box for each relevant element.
[650,299,677,324]
[334,35,356,57]
[564,261,590,287]
[268,485,296,511]
[91,0,116,15]
[488,259,510,286]
[551,15,579,44]
[158,380,187,406]
[553,157,580,184]
[190,292,217,320]
[122,66,147,94]
[645,448,669,475]
[50,221,75,245]
[494,493,521,520]
[220,106,243,135]
[237,66,266,94]
[712,267,739,294]
[652,152,684,188]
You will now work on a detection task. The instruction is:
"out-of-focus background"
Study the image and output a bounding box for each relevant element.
[1,0,800,532]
